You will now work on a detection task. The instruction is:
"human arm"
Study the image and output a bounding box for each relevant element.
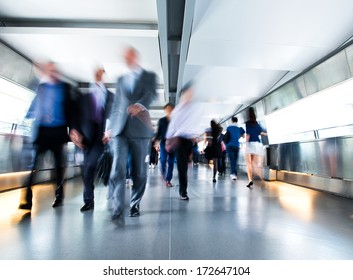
[69,128,84,149]
[102,129,112,145]
[128,71,156,116]
[240,127,246,138]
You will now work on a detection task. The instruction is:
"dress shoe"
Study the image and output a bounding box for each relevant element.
[129,205,140,217]
[246,181,254,189]
[111,212,125,226]
[18,203,32,210]
[52,198,63,208]
[80,202,94,212]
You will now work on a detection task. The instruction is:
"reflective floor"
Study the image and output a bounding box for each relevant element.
[1,164,353,260]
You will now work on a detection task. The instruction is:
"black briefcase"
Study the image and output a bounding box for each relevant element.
[96,146,113,186]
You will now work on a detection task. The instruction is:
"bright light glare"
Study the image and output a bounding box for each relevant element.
[265,78,353,144]
[0,77,35,132]
[278,184,314,222]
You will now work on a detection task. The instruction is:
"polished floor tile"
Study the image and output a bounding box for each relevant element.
[1,164,353,260]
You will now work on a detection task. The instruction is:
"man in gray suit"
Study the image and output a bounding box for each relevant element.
[103,46,156,222]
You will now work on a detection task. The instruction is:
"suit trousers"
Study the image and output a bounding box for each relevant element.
[108,136,150,216]
[82,142,104,204]
[159,141,175,182]
[175,138,193,197]
[227,145,240,176]
[21,142,65,205]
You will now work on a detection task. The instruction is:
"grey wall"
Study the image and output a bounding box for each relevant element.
[268,136,353,181]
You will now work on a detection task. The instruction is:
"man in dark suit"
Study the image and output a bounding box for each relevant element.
[103,46,156,221]
[70,67,113,211]
[18,62,76,210]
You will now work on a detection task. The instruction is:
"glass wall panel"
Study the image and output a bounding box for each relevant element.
[303,50,350,95]
[0,42,35,88]
[0,77,35,135]
[265,77,353,144]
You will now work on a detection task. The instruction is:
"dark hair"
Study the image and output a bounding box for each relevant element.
[248,107,257,124]
[210,119,217,129]
[180,80,194,95]
[210,119,222,134]
[164,103,174,109]
[231,116,238,123]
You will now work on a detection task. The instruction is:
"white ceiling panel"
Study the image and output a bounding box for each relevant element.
[192,66,286,103]
[0,30,161,83]
[187,39,329,71]
[193,0,353,48]
[0,0,157,22]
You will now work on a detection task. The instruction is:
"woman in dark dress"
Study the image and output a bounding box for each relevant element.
[204,120,223,182]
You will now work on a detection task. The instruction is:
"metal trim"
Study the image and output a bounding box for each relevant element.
[277,170,353,199]
[1,18,158,30]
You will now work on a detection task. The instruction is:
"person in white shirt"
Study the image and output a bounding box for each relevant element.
[166,81,203,200]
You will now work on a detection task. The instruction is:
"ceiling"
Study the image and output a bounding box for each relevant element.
[1,0,353,127]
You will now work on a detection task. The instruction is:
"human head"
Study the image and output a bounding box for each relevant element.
[248,107,257,123]
[123,46,139,69]
[179,80,194,103]
[44,61,59,82]
[164,103,174,118]
[231,116,238,123]
[210,119,217,129]
[94,67,105,82]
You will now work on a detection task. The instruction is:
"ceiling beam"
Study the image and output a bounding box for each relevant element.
[0,18,158,30]
[175,0,195,103]
[157,0,187,105]
[156,0,170,104]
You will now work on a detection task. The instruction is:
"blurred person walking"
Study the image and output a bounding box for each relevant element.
[204,120,223,182]
[217,128,227,176]
[166,81,203,200]
[245,107,267,189]
[19,62,77,210]
[225,116,245,181]
[155,103,175,187]
[149,138,159,169]
[70,66,113,211]
[192,142,199,165]
[103,46,157,222]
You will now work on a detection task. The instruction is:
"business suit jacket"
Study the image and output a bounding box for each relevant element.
[106,69,156,138]
[76,89,114,147]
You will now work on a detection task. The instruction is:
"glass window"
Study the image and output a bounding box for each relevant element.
[265,78,353,144]
[0,77,35,135]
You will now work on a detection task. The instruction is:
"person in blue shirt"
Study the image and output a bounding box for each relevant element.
[192,141,199,165]
[19,62,77,210]
[245,107,267,189]
[225,116,245,180]
[155,103,175,187]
